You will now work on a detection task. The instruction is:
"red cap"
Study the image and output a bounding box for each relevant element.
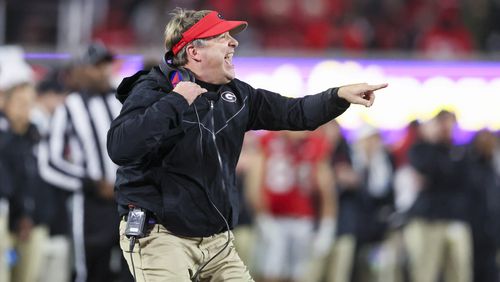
[171,11,247,55]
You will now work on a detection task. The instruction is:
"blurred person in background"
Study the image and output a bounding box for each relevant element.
[107,7,387,281]
[391,120,425,282]
[404,110,471,282]
[0,153,11,282]
[0,66,14,282]
[2,81,53,282]
[0,52,36,282]
[464,130,500,282]
[392,120,423,215]
[316,121,396,282]
[46,43,129,282]
[350,125,395,282]
[32,70,73,282]
[303,120,353,282]
[0,142,11,282]
[250,130,336,282]
[325,121,358,282]
[32,71,67,135]
[59,62,86,95]
[232,131,260,275]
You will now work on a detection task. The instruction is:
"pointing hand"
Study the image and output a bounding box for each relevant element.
[338,83,388,107]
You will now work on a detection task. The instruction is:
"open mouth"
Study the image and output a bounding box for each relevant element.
[224,53,234,66]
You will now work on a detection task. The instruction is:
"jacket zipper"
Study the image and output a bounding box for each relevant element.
[210,101,227,193]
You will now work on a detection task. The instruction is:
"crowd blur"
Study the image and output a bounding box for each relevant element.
[235,115,500,282]
[4,0,500,56]
[1,43,499,282]
[0,44,132,282]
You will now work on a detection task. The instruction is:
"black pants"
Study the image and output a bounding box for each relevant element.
[84,243,134,282]
[85,243,114,282]
[473,245,499,282]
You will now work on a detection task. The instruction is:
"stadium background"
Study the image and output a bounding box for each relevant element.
[3,0,500,140]
[1,0,500,282]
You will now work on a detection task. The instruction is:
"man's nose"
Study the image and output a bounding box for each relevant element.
[228,34,239,48]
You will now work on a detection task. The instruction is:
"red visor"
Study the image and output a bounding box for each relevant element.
[171,11,247,55]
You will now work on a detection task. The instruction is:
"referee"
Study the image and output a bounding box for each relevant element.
[47,43,124,282]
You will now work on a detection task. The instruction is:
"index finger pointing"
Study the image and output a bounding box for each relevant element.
[369,83,388,91]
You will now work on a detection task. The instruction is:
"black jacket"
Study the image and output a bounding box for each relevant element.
[1,123,54,230]
[464,151,500,248]
[407,141,468,221]
[107,66,350,237]
[0,113,13,200]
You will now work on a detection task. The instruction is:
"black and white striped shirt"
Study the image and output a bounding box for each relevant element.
[45,91,121,282]
[48,92,121,188]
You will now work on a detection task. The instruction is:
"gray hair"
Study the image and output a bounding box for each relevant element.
[164,8,211,66]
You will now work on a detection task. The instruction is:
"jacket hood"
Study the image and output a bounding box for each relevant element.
[116,65,176,104]
[115,70,150,104]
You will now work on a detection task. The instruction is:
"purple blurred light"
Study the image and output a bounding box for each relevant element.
[26,54,500,81]
[25,53,144,61]
[25,53,72,60]
[233,57,500,81]
[25,53,500,145]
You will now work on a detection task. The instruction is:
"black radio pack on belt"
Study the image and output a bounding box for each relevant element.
[124,206,148,282]
[125,207,147,238]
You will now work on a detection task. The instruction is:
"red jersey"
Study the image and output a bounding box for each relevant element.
[260,132,331,218]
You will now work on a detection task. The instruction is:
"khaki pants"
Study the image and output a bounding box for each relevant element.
[0,210,10,282]
[119,220,254,282]
[302,234,356,282]
[378,231,405,282]
[232,225,256,274]
[325,234,356,282]
[38,235,71,282]
[355,234,404,282]
[403,219,472,282]
[11,225,50,282]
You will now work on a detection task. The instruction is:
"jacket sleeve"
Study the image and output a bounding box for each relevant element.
[244,83,350,131]
[107,88,190,166]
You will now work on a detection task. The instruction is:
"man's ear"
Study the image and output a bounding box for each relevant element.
[186,44,202,62]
